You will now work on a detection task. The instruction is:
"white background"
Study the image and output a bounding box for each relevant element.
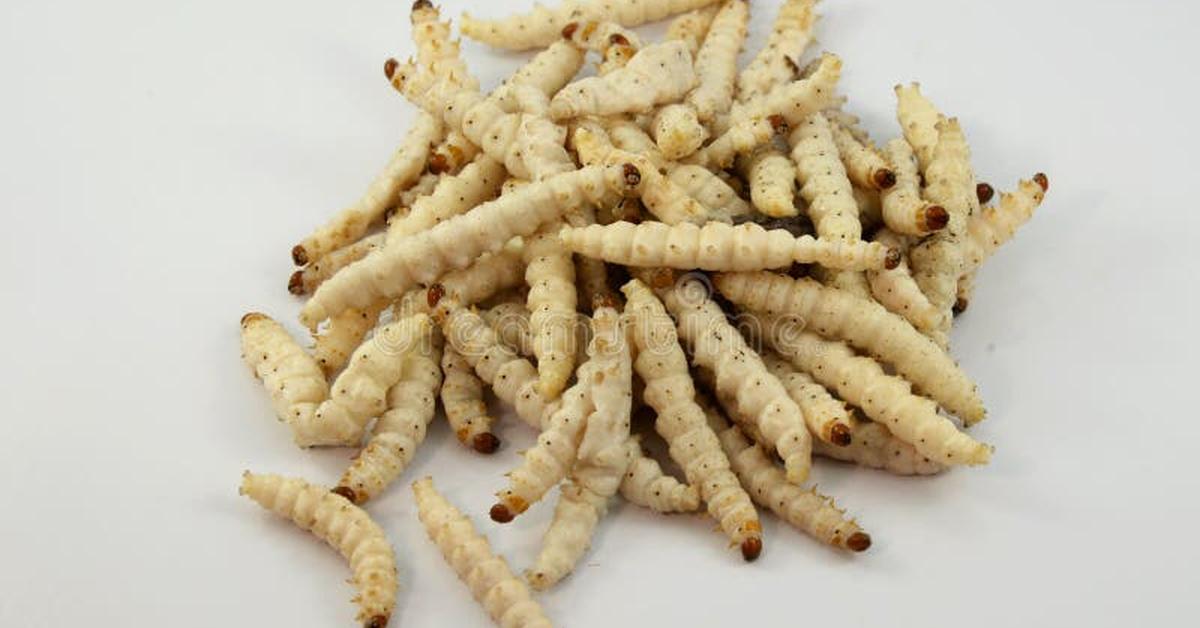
[1,0,1198,626]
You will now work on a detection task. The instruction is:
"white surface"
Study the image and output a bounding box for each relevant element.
[1,0,1198,626]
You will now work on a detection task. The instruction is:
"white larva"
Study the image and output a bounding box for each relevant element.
[894,82,941,172]
[240,313,328,442]
[714,272,986,423]
[559,221,899,272]
[908,117,975,327]
[524,223,579,398]
[412,477,554,628]
[386,155,506,242]
[651,103,708,161]
[441,344,499,454]
[788,112,861,242]
[291,111,441,266]
[686,0,748,122]
[313,301,389,377]
[436,301,552,430]
[665,4,720,57]
[814,414,944,476]
[657,275,812,484]
[866,229,946,336]
[761,350,854,447]
[549,41,698,119]
[302,313,433,448]
[667,164,753,222]
[741,145,798,217]
[461,0,720,51]
[961,175,1048,275]
[760,313,991,466]
[392,241,527,321]
[737,0,819,102]
[880,137,950,235]
[482,301,536,358]
[411,0,477,91]
[289,233,384,296]
[491,360,597,522]
[301,164,639,329]
[617,438,701,513]
[527,306,632,590]
[336,327,443,503]
[570,126,709,225]
[239,472,398,628]
[621,278,762,559]
[830,121,896,191]
[710,420,873,552]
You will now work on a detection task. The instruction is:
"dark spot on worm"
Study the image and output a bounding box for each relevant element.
[427,283,445,308]
[411,0,432,10]
[287,270,306,295]
[783,55,801,77]
[621,163,641,187]
[976,182,995,204]
[291,245,309,266]
[846,532,872,552]
[768,114,788,134]
[489,503,514,523]
[383,58,399,80]
[923,205,949,231]
[872,168,897,190]
[884,248,902,270]
[609,33,630,46]
[472,432,500,454]
[1033,172,1049,191]
[830,423,852,446]
[561,22,578,39]
[364,614,390,628]
[428,153,450,174]
[953,297,968,315]
[241,312,267,327]
[741,537,763,561]
[331,486,359,503]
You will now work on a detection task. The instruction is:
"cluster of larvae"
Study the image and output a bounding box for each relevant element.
[238,1,1048,626]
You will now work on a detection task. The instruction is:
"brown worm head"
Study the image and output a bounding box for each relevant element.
[291,245,309,266]
[608,33,630,46]
[953,297,969,316]
[330,486,359,504]
[383,58,399,80]
[489,503,515,523]
[241,312,267,327]
[740,537,763,562]
[364,614,390,628]
[561,22,579,40]
[976,182,995,205]
[472,432,500,454]
[830,423,853,446]
[287,270,306,295]
[846,532,872,552]
[767,114,789,134]
[621,163,642,187]
[1033,172,1049,192]
[872,168,897,190]
[411,0,433,11]
[923,205,949,232]
[427,283,446,309]
[427,152,450,174]
[884,248,903,270]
